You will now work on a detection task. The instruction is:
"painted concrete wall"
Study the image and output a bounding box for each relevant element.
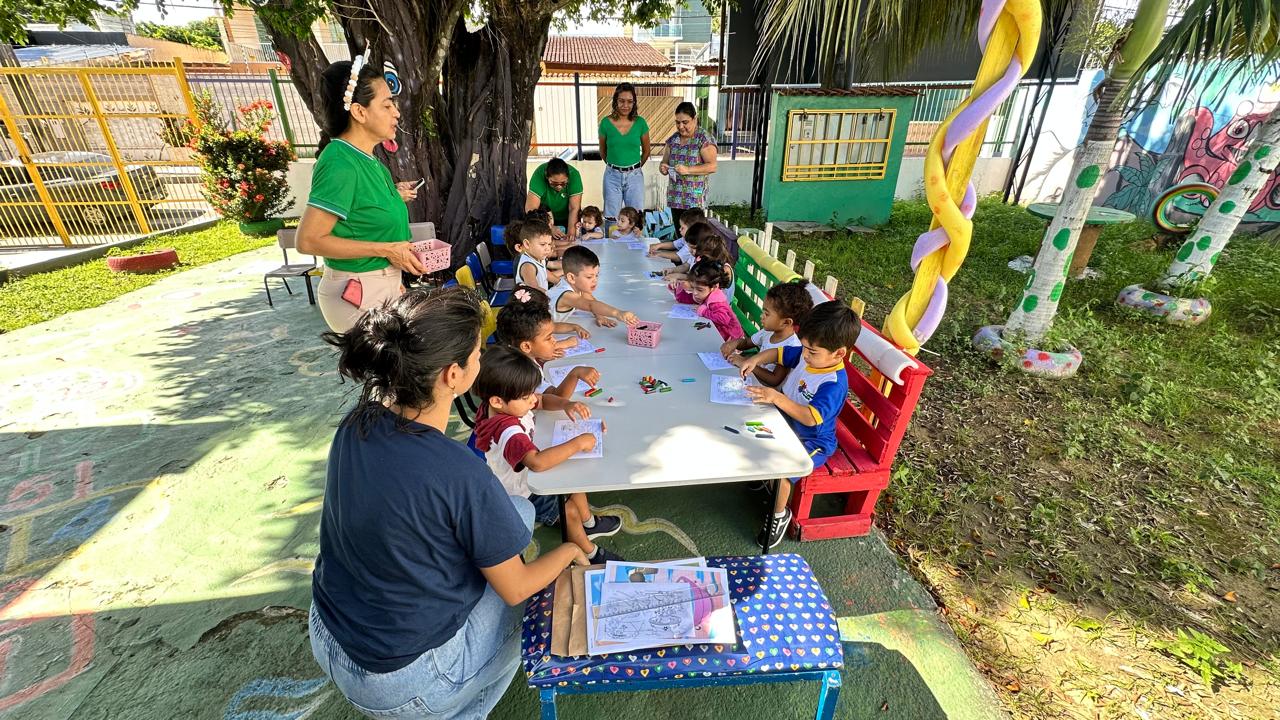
[762,94,916,226]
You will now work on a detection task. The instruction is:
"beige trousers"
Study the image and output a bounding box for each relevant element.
[316,265,404,333]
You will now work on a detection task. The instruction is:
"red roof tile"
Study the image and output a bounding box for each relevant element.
[543,37,672,71]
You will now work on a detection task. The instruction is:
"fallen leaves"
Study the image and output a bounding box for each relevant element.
[1221,591,1237,603]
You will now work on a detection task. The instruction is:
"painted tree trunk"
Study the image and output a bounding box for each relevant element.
[1001,78,1125,342]
[1002,0,1169,344]
[1158,107,1280,289]
[261,3,553,263]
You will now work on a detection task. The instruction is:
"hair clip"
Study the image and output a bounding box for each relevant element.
[343,41,372,111]
[513,289,532,303]
[383,61,402,97]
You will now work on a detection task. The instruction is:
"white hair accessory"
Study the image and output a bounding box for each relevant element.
[343,42,372,111]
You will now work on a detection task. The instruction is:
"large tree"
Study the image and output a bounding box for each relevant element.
[243,0,677,262]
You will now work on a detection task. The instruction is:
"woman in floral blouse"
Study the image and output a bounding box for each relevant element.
[659,102,717,236]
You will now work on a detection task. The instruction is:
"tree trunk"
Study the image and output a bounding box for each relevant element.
[259,1,554,265]
[1157,106,1280,289]
[1002,0,1169,344]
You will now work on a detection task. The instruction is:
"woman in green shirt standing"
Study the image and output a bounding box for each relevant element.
[297,56,425,333]
[525,158,583,243]
[598,83,650,222]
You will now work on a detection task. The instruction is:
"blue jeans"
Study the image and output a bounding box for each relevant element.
[603,165,645,219]
[309,495,536,718]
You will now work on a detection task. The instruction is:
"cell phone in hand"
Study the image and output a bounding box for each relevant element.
[412,178,426,190]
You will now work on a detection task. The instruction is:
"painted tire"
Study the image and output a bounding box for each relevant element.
[1152,182,1218,234]
[106,248,179,274]
[1115,284,1211,326]
[972,325,1082,379]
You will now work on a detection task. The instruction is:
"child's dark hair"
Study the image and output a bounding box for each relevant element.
[766,280,814,324]
[691,233,730,265]
[688,258,730,290]
[473,345,543,404]
[525,207,554,224]
[617,207,641,228]
[679,207,706,226]
[561,245,600,275]
[798,300,861,353]
[580,206,603,225]
[322,288,483,433]
[683,221,717,252]
[317,60,383,153]
[503,220,524,257]
[496,285,552,346]
[518,219,552,249]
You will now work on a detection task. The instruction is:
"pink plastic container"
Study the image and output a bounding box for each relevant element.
[409,239,450,272]
[627,321,663,348]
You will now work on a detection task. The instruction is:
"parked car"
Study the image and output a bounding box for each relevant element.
[556,146,602,162]
[0,151,166,235]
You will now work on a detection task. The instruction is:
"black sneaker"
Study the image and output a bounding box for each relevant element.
[583,514,621,541]
[589,545,626,563]
[756,508,792,549]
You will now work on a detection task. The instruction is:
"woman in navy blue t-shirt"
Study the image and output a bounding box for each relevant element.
[308,288,589,719]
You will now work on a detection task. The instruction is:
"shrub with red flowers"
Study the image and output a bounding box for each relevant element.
[188,97,296,223]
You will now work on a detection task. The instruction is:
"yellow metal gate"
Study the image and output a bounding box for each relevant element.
[0,59,207,247]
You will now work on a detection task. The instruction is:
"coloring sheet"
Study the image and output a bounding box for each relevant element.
[597,582,696,643]
[697,352,735,371]
[545,365,592,394]
[710,374,754,406]
[551,419,603,459]
[559,338,596,357]
[627,241,647,250]
[668,304,701,320]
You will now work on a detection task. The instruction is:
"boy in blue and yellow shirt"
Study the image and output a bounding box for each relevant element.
[737,300,860,548]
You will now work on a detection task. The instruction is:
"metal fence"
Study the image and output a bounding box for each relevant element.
[0,60,212,248]
[188,70,322,157]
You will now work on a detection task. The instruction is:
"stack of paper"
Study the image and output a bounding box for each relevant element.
[550,558,738,657]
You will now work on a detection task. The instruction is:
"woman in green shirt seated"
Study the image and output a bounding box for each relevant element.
[525,158,583,243]
[598,82,650,222]
[298,56,425,333]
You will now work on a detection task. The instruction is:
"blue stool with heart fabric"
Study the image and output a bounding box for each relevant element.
[520,553,843,719]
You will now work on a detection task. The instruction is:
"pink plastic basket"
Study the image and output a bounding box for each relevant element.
[410,239,450,272]
[627,321,663,348]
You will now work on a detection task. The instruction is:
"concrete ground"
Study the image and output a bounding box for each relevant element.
[0,247,1006,720]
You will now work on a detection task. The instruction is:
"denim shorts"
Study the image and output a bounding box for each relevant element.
[308,495,535,718]
[528,493,561,526]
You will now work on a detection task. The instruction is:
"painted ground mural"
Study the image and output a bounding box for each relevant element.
[1099,65,1280,226]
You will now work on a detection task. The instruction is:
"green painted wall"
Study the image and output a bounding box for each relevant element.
[763,93,916,226]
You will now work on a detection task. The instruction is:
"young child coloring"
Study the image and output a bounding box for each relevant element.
[665,224,734,291]
[647,207,705,257]
[722,280,814,386]
[500,285,592,360]
[470,345,623,563]
[507,219,563,290]
[735,300,860,548]
[547,246,640,328]
[669,259,744,342]
[610,207,644,241]
[578,206,606,241]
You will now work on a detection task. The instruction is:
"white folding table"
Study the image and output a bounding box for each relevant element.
[527,241,815,551]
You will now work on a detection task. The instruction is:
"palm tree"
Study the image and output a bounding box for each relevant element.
[1003,0,1280,344]
[1125,0,1280,298]
[1000,0,1169,343]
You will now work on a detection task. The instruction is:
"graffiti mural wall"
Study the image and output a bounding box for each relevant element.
[1098,65,1280,226]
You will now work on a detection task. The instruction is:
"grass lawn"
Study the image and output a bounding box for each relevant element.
[0,222,276,333]
[714,199,1280,718]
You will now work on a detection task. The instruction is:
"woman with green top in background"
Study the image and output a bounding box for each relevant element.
[598,82,650,222]
[525,158,584,244]
[298,53,425,333]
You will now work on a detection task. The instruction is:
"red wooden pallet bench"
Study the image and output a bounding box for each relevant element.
[790,320,932,540]
[731,235,932,540]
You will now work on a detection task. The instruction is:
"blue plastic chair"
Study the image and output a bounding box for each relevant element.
[490,225,514,276]
[466,252,510,307]
[647,209,675,240]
